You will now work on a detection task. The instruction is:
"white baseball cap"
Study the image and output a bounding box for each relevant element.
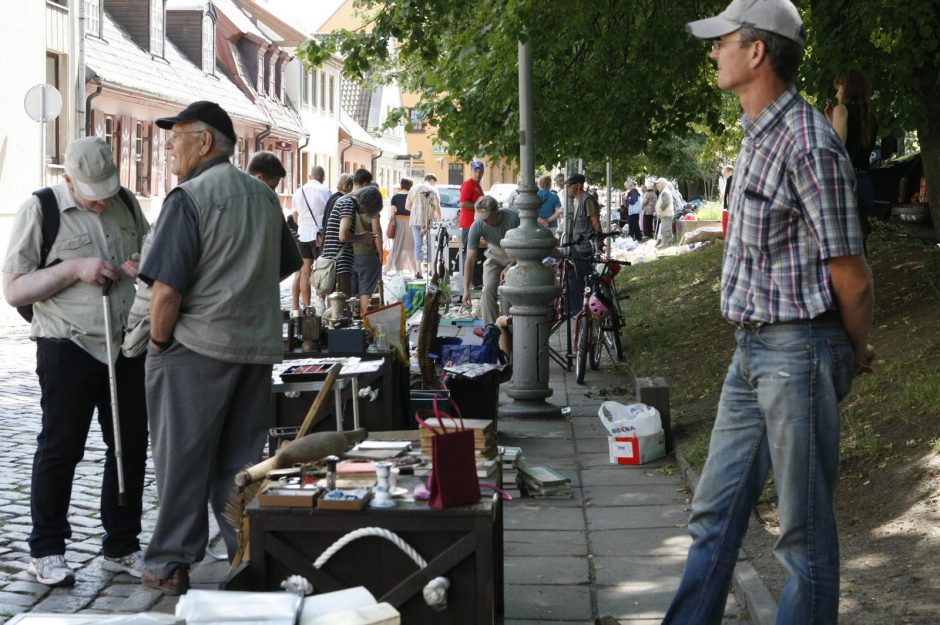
[64,137,120,201]
[686,0,804,46]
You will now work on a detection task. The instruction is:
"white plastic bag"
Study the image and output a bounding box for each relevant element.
[384,274,407,304]
[597,401,662,437]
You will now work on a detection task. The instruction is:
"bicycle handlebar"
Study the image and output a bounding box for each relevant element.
[558,230,620,249]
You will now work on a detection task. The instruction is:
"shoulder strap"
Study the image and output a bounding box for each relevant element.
[300,187,321,228]
[32,188,60,269]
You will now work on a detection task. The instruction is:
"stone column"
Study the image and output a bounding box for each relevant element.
[498,39,561,419]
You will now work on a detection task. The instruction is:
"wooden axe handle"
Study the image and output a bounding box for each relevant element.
[295,363,341,440]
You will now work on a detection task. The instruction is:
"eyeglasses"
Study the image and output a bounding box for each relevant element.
[169,129,207,141]
[711,39,754,51]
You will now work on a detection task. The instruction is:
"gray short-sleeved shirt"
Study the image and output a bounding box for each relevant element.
[466,208,520,265]
[2,183,148,364]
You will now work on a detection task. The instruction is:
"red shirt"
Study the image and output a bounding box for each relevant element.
[458,179,484,229]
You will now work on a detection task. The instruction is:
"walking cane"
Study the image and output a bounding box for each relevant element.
[102,278,127,506]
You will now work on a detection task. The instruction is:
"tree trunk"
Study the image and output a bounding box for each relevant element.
[917,57,940,241]
[920,130,940,241]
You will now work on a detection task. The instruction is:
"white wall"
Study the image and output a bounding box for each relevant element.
[0,1,47,216]
[292,58,341,188]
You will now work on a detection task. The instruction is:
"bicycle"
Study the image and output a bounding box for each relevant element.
[558,231,628,384]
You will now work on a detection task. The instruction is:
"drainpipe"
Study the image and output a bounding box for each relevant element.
[371,148,383,175]
[84,80,103,137]
[255,124,272,151]
[340,140,353,172]
[76,0,86,138]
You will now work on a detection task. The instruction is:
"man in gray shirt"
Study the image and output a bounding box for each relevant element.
[138,101,301,595]
[461,195,520,324]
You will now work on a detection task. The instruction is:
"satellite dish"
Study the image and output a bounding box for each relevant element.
[24,84,62,123]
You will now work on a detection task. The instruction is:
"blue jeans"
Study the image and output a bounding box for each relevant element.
[663,316,855,625]
[412,225,425,262]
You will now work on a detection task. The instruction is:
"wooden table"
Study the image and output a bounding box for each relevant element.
[269,352,411,450]
[247,492,503,625]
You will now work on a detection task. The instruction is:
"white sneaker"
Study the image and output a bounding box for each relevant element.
[28,554,75,586]
[102,550,143,577]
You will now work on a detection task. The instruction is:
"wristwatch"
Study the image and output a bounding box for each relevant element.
[150,336,173,350]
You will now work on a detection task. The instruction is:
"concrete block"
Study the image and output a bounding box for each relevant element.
[503,584,592,621]
[636,376,672,452]
[586,504,690,531]
[504,556,589,585]
[504,530,587,557]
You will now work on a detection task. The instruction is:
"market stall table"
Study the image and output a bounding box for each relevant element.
[246,489,503,625]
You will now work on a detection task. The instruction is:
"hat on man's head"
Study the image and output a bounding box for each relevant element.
[564,173,586,186]
[686,0,804,46]
[470,161,485,171]
[156,100,237,144]
[64,137,120,201]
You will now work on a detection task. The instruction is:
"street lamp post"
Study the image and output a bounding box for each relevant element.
[498,38,561,419]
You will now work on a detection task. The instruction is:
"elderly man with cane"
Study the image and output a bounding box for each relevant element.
[2,137,150,586]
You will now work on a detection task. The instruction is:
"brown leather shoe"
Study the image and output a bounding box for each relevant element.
[141,566,190,596]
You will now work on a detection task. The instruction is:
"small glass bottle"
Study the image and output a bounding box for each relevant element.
[325,455,339,491]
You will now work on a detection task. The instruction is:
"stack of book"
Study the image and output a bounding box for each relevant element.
[333,460,378,488]
[418,418,498,480]
[516,461,572,498]
[419,418,497,459]
[499,446,523,498]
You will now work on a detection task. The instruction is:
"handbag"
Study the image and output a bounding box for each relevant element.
[386,216,397,239]
[415,397,480,510]
[311,255,337,293]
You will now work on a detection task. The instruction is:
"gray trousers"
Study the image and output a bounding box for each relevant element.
[143,342,271,577]
[481,257,510,325]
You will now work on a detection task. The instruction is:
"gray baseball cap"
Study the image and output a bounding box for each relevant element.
[64,137,120,201]
[686,0,804,46]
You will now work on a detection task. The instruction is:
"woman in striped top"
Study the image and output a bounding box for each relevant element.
[320,186,383,298]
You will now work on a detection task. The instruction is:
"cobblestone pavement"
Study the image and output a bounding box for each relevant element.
[0,215,246,621]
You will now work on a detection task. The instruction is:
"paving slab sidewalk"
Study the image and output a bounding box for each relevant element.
[497,358,747,625]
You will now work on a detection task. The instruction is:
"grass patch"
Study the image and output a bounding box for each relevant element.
[615,229,940,478]
[696,202,724,221]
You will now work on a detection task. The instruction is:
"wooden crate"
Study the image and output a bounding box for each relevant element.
[247,494,503,625]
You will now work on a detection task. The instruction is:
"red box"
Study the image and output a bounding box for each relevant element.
[608,431,666,465]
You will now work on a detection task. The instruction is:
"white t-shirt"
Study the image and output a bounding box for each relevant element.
[292,179,332,242]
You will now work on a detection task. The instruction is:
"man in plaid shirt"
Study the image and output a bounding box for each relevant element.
[658,2,876,624]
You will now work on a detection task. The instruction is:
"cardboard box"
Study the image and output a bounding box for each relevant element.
[258,482,320,508]
[608,430,666,465]
[317,488,372,510]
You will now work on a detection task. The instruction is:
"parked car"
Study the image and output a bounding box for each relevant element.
[437,184,461,229]
[486,183,519,208]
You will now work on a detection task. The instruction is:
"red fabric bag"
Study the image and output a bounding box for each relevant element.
[416,397,481,510]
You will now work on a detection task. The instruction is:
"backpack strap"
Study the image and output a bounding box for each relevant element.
[32,188,61,269]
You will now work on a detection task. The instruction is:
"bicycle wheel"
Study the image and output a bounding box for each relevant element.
[575,315,589,384]
[590,314,603,370]
[602,285,625,361]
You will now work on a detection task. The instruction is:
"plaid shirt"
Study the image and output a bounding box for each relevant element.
[721,88,864,324]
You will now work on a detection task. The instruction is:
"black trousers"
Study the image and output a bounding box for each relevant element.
[628,213,642,240]
[29,338,148,558]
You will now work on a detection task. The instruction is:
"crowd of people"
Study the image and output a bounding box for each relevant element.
[2,3,877,623]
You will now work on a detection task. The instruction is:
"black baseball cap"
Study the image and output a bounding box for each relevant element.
[565,173,586,186]
[157,101,236,144]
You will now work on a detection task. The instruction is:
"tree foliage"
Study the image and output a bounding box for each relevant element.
[298,0,724,168]
[300,0,940,236]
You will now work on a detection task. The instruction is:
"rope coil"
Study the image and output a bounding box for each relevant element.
[312,526,450,611]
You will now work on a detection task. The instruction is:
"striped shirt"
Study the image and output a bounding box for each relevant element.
[320,195,357,275]
[721,87,864,324]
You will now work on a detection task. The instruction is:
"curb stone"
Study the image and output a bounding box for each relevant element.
[673,446,778,625]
